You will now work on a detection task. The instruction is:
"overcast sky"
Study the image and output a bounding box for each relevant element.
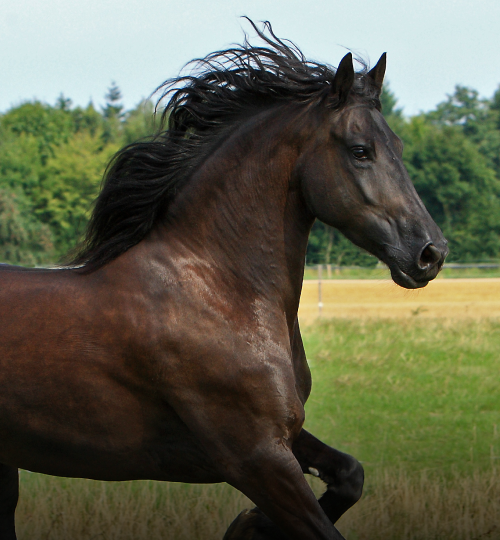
[1,0,499,116]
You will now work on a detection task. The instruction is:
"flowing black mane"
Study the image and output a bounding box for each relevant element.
[70,20,380,271]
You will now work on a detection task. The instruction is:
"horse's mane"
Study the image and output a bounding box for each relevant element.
[70,20,379,271]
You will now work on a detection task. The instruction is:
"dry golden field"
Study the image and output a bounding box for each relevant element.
[299,278,500,323]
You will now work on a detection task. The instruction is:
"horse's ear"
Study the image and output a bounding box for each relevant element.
[331,53,355,103]
[367,53,387,92]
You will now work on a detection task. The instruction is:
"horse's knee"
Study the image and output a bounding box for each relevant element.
[317,455,364,523]
[332,456,364,506]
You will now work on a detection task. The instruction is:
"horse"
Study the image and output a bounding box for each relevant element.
[0,21,447,540]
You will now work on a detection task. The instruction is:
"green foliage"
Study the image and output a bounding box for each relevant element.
[72,103,105,137]
[101,82,126,144]
[122,100,157,145]
[426,84,500,188]
[1,78,500,266]
[380,80,402,119]
[306,222,377,267]
[34,132,120,255]
[1,102,75,163]
[401,117,500,261]
[0,188,54,265]
[0,133,43,193]
[0,93,155,265]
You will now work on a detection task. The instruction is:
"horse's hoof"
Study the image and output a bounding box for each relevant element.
[223,509,261,540]
[223,507,288,540]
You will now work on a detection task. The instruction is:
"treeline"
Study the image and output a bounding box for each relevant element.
[1,82,499,266]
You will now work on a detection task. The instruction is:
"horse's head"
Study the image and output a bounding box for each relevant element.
[299,53,448,289]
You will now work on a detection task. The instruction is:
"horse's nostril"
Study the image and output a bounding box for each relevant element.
[419,244,441,269]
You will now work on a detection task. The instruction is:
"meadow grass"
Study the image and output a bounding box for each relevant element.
[302,318,500,476]
[15,318,500,539]
[16,468,500,540]
[16,475,251,540]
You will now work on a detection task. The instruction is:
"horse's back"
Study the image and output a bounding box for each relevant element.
[0,263,38,272]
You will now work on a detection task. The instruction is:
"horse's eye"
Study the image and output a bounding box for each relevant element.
[351,146,368,160]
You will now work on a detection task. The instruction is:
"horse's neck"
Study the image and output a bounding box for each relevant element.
[159,109,315,315]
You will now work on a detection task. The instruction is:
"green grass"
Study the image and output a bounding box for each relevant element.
[302,318,500,476]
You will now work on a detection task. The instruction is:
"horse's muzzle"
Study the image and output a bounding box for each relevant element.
[389,240,448,289]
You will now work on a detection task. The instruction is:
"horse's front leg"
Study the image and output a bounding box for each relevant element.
[0,464,19,540]
[229,441,347,540]
[224,429,363,539]
[293,429,364,523]
[169,385,344,539]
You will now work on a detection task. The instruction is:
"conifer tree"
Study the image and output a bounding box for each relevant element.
[102,82,124,120]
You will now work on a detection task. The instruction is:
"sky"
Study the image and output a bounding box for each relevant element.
[1,0,500,117]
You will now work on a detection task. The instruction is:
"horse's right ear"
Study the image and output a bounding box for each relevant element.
[367,53,387,93]
[331,53,355,104]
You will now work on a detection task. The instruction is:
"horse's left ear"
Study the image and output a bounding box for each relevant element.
[367,53,387,93]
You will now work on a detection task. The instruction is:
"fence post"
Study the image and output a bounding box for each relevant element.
[317,264,323,317]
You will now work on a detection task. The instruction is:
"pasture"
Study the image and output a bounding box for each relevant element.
[15,280,500,540]
[299,277,500,321]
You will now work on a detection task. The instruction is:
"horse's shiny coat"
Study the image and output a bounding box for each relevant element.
[0,24,447,540]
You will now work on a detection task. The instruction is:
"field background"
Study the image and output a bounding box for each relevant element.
[299,277,500,322]
[15,278,500,540]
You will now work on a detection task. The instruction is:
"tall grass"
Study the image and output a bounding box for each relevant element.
[336,468,500,540]
[16,469,500,540]
[16,474,249,540]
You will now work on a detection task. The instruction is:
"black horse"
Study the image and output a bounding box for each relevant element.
[0,22,447,540]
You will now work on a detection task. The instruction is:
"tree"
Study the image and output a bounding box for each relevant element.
[307,222,377,267]
[401,116,500,261]
[0,101,75,163]
[380,81,402,119]
[102,82,124,120]
[0,188,54,265]
[426,86,500,178]
[72,103,104,137]
[101,82,125,143]
[122,100,156,145]
[56,94,73,112]
[0,98,118,262]
[33,131,119,257]
[427,86,486,130]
